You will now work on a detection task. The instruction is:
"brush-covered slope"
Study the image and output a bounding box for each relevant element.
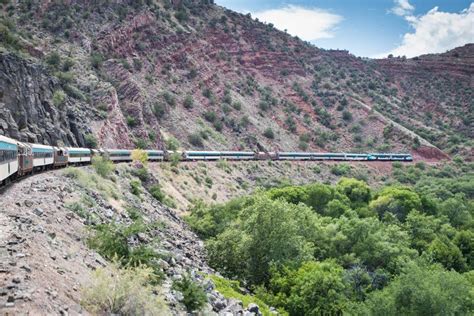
[0,0,472,159]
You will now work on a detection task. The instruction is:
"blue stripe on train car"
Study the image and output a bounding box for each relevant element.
[0,141,18,151]
[187,152,221,156]
[69,150,91,154]
[32,147,54,153]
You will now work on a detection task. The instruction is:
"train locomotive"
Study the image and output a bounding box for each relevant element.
[0,134,413,186]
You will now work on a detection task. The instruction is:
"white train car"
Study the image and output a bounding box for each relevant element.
[146,150,165,161]
[107,149,132,162]
[67,147,92,164]
[184,151,222,161]
[220,151,255,160]
[278,152,312,160]
[0,135,19,183]
[31,143,54,169]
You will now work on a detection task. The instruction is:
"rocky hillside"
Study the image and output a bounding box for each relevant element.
[0,0,472,159]
[0,164,269,314]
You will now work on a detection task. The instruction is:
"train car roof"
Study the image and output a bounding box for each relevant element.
[185,151,221,154]
[66,147,91,152]
[219,151,254,155]
[0,135,17,144]
[0,135,18,150]
[106,149,131,152]
[30,143,54,151]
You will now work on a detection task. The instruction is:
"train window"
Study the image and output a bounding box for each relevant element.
[0,150,17,162]
[69,152,90,158]
[33,151,53,159]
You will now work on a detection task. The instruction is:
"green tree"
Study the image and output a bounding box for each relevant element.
[336,178,371,208]
[369,186,422,221]
[172,274,207,312]
[453,230,474,270]
[357,262,474,315]
[427,237,467,272]
[241,195,315,285]
[268,260,348,315]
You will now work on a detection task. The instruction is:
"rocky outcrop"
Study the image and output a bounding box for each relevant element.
[0,52,92,146]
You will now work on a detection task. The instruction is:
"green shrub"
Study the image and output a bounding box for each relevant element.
[66,202,88,219]
[81,262,168,315]
[130,180,142,196]
[152,102,167,119]
[92,156,115,178]
[285,116,296,133]
[52,90,66,107]
[127,116,137,127]
[342,110,353,121]
[84,134,98,149]
[133,167,149,182]
[210,275,276,315]
[90,52,104,69]
[183,95,194,109]
[170,152,181,167]
[46,51,61,68]
[149,184,165,202]
[163,91,176,106]
[298,141,308,150]
[165,137,180,150]
[233,101,242,111]
[132,58,142,71]
[412,136,421,149]
[134,138,149,149]
[63,84,86,101]
[172,274,207,312]
[331,163,351,176]
[202,87,213,99]
[263,128,275,139]
[189,133,204,147]
[213,120,223,132]
[203,111,217,123]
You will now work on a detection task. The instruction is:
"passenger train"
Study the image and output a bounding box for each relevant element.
[0,134,413,185]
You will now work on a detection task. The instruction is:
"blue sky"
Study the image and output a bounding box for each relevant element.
[215,0,474,58]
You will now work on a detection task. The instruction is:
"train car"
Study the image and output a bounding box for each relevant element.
[0,135,19,184]
[219,151,254,160]
[368,153,412,161]
[107,149,132,162]
[392,154,413,161]
[344,153,368,161]
[324,153,346,160]
[53,147,69,168]
[146,150,165,161]
[17,142,33,177]
[311,153,329,160]
[67,147,92,164]
[278,152,313,160]
[31,143,54,170]
[183,151,222,161]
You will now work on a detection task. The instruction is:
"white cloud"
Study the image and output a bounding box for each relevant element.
[252,5,343,41]
[378,2,474,58]
[390,0,415,17]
